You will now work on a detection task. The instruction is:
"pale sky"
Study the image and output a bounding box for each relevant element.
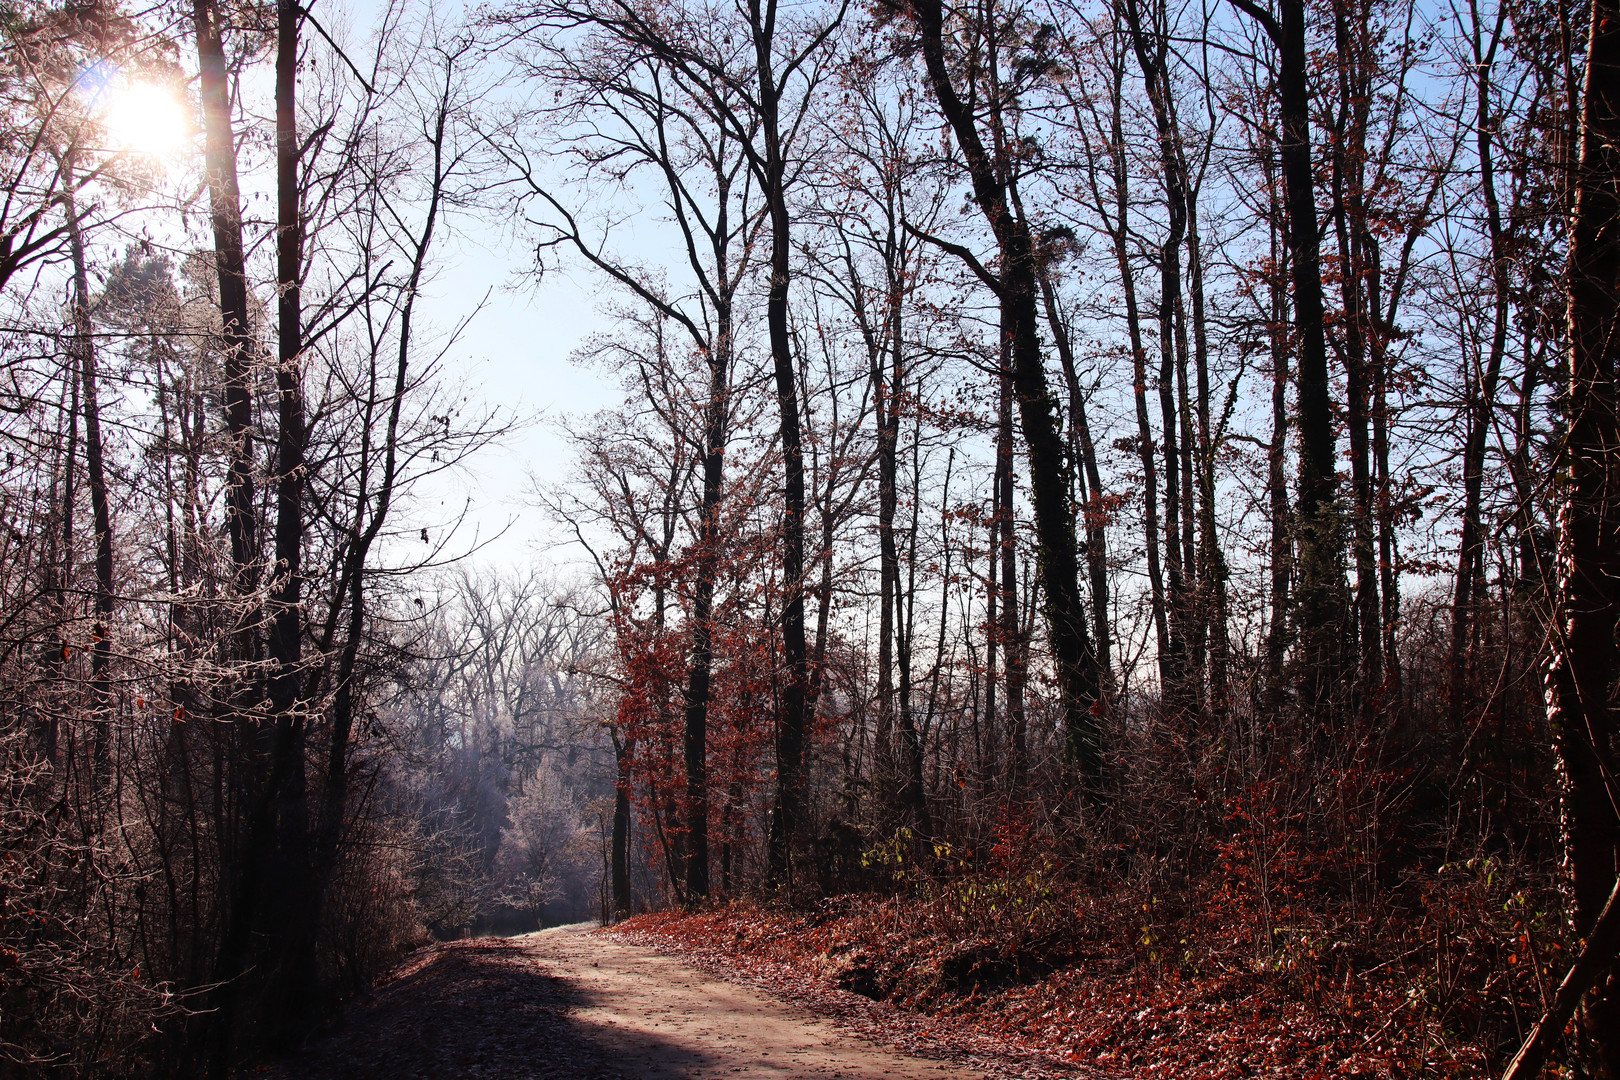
[416,226,614,573]
[331,0,621,575]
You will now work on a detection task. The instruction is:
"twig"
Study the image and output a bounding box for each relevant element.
[1500,874,1620,1080]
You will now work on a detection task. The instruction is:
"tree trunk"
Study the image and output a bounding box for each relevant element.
[760,0,810,883]
[193,0,259,607]
[897,421,927,824]
[1372,283,1401,701]
[1510,323,1544,599]
[875,279,902,813]
[997,322,1027,788]
[904,0,1101,777]
[1449,4,1511,730]
[209,3,308,1067]
[37,340,76,764]
[1326,0,1381,713]
[1039,266,1113,706]
[62,174,114,782]
[611,730,634,919]
[1187,189,1229,721]
[192,10,263,1022]
[1231,0,1346,707]
[1126,0,1195,712]
[1545,0,1620,1067]
[266,0,310,1022]
[1098,40,1172,691]
[1280,0,1344,705]
[682,323,732,902]
[984,507,999,777]
[1264,164,1293,708]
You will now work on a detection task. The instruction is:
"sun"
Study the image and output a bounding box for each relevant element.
[101,81,191,158]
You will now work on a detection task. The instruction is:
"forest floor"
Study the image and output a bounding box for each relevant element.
[260,924,1083,1079]
[608,906,1493,1079]
[265,897,1498,1080]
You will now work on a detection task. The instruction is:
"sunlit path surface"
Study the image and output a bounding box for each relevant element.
[267,925,1031,1079]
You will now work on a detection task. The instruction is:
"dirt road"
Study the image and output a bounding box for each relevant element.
[267,925,1058,1080]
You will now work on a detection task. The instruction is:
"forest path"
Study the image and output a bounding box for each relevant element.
[266,924,1024,1080]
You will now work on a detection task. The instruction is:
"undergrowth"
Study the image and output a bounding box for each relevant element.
[619,845,1568,1079]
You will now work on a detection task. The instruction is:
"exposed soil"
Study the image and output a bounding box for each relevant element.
[262,925,1082,1079]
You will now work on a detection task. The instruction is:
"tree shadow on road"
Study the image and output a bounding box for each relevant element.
[262,937,721,1080]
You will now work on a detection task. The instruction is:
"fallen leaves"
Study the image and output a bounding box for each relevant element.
[608,900,1498,1080]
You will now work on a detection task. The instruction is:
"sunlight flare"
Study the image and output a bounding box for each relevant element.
[101,80,190,157]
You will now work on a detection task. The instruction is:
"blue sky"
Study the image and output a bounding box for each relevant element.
[418,225,612,571]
